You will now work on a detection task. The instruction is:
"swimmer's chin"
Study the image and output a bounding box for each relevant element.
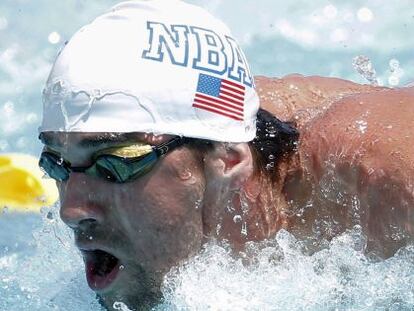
[89,263,163,311]
[96,286,162,311]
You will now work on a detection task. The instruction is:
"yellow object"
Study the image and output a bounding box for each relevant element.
[0,153,59,213]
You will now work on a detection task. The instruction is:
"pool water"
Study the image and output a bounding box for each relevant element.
[1,205,413,310]
[1,0,413,310]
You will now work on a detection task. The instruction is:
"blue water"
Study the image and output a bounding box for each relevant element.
[1,1,413,310]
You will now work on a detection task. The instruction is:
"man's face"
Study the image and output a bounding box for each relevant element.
[41,132,206,309]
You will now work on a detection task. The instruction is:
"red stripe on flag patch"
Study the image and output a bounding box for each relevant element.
[192,74,246,121]
[196,93,244,110]
[193,103,244,121]
[222,79,246,91]
[194,97,243,117]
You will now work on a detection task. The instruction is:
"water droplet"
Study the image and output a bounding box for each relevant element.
[194,199,202,210]
[41,170,51,179]
[355,120,367,134]
[113,301,133,311]
[119,265,125,271]
[216,223,222,236]
[52,81,64,94]
[233,215,242,223]
[48,31,61,44]
[357,7,374,23]
[179,169,192,181]
[389,59,400,70]
[388,76,400,86]
[3,101,14,116]
[241,222,248,236]
[352,55,378,85]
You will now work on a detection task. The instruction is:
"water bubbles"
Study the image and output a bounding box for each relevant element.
[46,211,54,220]
[388,58,404,87]
[51,80,64,94]
[179,169,193,181]
[161,229,414,310]
[352,55,378,85]
[388,76,400,86]
[289,84,298,90]
[241,222,248,236]
[48,31,61,45]
[389,59,400,69]
[119,265,125,271]
[355,120,367,134]
[3,101,15,116]
[41,170,51,179]
[233,215,242,223]
[194,199,202,210]
[113,301,133,311]
[357,7,374,23]
[215,223,222,236]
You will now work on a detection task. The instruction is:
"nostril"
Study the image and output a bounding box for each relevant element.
[78,218,98,230]
[60,205,103,229]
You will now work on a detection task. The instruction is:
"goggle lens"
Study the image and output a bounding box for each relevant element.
[39,152,70,182]
[39,137,185,183]
[91,152,158,183]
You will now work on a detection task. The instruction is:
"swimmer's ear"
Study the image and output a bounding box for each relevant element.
[203,142,254,190]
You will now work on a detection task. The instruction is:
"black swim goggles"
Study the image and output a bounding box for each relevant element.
[39,137,187,183]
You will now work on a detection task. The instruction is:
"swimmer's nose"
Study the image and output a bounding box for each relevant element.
[59,172,104,229]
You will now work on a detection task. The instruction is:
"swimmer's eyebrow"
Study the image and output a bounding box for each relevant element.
[39,133,134,149]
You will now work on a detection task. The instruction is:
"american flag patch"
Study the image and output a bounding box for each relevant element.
[192,73,245,121]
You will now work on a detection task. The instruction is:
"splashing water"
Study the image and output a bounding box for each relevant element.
[352,55,378,86]
[159,230,414,311]
[1,206,413,311]
[388,58,405,87]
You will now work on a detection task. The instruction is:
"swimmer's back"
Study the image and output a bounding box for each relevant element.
[298,86,414,256]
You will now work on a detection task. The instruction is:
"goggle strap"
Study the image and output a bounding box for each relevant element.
[155,137,187,157]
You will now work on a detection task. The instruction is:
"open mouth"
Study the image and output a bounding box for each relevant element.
[82,249,122,291]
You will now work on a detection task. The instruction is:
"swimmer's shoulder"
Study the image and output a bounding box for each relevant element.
[299,86,414,172]
[290,86,414,256]
[255,74,382,123]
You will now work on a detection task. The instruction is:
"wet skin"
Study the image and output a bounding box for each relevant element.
[40,132,258,310]
[41,133,208,309]
[40,76,414,308]
[256,75,414,256]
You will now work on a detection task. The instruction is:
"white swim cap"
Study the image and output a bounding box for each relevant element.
[40,0,259,142]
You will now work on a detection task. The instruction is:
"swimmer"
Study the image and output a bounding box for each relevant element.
[38,1,413,309]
